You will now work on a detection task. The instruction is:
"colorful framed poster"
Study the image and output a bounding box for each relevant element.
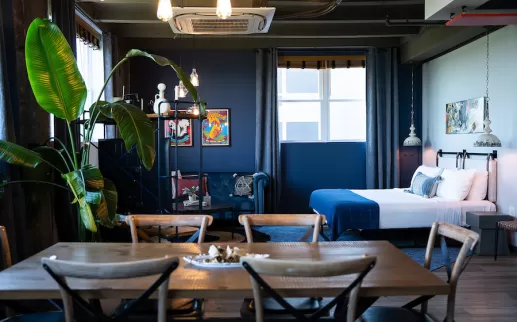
[165,117,193,147]
[202,109,230,146]
[446,97,486,134]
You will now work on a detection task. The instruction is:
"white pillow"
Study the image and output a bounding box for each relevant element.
[411,166,443,187]
[436,169,476,201]
[466,170,488,201]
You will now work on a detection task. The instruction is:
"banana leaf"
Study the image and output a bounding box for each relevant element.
[25,18,86,121]
[62,170,97,232]
[98,101,155,171]
[125,49,206,115]
[93,179,118,228]
[0,140,44,168]
[82,164,104,190]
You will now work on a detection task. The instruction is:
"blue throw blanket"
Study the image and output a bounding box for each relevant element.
[309,189,380,240]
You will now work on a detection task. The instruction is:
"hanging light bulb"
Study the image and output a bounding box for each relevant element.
[157,0,173,22]
[216,0,232,19]
[178,81,188,98]
[189,103,200,116]
[474,32,501,148]
[190,69,199,87]
[403,66,422,147]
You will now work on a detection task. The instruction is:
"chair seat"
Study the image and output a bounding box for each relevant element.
[115,298,202,318]
[360,307,436,322]
[498,221,517,231]
[241,297,328,318]
[1,312,64,322]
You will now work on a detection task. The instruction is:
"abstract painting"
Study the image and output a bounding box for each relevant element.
[202,109,230,146]
[446,97,486,134]
[165,117,192,146]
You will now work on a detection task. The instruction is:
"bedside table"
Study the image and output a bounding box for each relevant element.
[466,211,513,256]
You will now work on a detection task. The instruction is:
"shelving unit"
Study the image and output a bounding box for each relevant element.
[155,100,207,214]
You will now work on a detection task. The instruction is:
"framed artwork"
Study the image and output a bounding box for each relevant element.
[165,117,193,146]
[202,109,230,146]
[446,97,486,134]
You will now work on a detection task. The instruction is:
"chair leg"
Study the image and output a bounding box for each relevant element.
[494,225,499,261]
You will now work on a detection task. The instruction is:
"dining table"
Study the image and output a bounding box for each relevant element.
[0,241,449,317]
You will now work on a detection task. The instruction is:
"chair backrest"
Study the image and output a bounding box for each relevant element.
[241,256,376,322]
[41,256,179,322]
[126,214,213,244]
[238,214,325,243]
[0,226,12,269]
[423,222,480,322]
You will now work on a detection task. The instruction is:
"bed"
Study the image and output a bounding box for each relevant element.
[310,150,498,240]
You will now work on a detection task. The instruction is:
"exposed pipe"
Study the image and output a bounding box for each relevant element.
[385,15,446,27]
[276,0,343,20]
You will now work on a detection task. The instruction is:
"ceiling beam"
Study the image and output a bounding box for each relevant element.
[122,36,403,49]
[77,0,424,6]
[108,23,418,38]
[90,3,424,23]
[400,26,488,63]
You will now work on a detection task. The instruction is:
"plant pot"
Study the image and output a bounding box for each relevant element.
[189,195,197,202]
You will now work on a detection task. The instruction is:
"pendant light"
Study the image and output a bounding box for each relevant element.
[474,32,501,147]
[178,81,188,98]
[157,0,173,22]
[190,37,199,87]
[403,66,422,147]
[217,0,232,19]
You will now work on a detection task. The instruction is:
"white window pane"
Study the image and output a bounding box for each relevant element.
[278,68,320,100]
[329,101,366,141]
[279,102,321,141]
[330,68,366,100]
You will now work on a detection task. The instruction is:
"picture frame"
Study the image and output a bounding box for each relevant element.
[202,109,230,146]
[165,116,193,146]
[446,97,486,134]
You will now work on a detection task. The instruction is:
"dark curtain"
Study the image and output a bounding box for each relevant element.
[255,49,281,213]
[366,48,400,189]
[51,0,77,241]
[0,0,31,263]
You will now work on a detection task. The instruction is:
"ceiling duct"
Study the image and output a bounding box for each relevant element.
[168,7,276,34]
[426,0,517,25]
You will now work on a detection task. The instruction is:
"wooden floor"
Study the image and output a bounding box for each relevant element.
[203,255,517,322]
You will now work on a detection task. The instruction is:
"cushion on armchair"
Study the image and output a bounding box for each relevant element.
[232,174,254,197]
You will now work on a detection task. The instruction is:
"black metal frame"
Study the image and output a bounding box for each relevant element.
[42,260,179,321]
[156,100,206,216]
[436,149,498,169]
[241,260,376,321]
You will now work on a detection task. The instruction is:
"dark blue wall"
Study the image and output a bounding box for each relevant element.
[130,49,257,173]
[280,142,367,213]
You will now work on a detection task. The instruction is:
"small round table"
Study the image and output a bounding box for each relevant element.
[495,220,517,261]
[172,203,236,238]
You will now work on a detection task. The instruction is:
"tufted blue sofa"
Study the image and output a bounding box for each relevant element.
[181,172,269,218]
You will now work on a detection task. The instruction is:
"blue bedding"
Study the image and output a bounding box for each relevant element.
[309,189,379,240]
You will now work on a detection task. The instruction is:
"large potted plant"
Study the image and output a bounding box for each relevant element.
[0,18,205,240]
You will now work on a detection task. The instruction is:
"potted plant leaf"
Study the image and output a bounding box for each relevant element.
[0,18,206,240]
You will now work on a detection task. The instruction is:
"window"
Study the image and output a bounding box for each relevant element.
[76,26,105,142]
[278,67,366,142]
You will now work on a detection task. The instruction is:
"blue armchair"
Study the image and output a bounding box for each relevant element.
[205,172,269,217]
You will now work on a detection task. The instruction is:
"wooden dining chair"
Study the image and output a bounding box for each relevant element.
[238,214,326,243]
[126,214,213,244]
[360,222,480,322]
[241,256,377,322]
[126,214,212,319]
[41,256,178,322]
[0,226,12,270]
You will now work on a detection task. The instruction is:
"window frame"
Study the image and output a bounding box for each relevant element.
[277,68,366,143]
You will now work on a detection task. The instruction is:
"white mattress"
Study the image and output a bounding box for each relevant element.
[351,189,496,229]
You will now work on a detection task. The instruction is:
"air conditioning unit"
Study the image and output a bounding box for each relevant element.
[168,7,276,35]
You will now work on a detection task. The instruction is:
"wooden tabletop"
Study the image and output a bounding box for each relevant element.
[0,241,449,300]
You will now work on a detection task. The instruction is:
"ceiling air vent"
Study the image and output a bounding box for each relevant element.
[168,7,276,35]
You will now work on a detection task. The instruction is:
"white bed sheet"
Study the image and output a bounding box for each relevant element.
[351,189,496,229]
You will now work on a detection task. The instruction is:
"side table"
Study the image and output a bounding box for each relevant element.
[466,211,512,256]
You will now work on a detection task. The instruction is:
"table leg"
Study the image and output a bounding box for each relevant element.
[231,208,235,240]
[494,223,499,261]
